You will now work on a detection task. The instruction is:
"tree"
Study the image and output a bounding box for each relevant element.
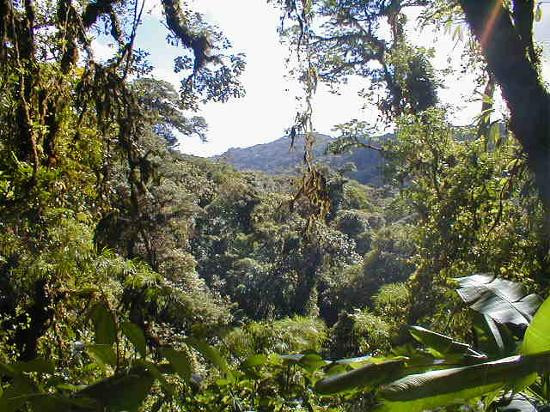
[277,0,549,217]
[132,78,208,147]
[458,0,550,214]
[275,0,439,122]
[275,0,550,327]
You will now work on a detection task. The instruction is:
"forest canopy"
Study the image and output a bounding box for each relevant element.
[0,0,549,411]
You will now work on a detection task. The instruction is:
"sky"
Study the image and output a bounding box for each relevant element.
[94,1,550,157]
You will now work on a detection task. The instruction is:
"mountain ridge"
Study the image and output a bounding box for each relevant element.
[212,133,387,186]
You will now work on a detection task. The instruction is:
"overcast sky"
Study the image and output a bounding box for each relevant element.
[94,1,550,157]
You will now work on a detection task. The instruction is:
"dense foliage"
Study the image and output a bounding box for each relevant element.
[0,0,549,411]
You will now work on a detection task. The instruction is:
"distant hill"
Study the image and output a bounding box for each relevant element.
[213,133,388,186]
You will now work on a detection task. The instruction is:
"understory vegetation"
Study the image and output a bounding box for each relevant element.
[0,0,549,411]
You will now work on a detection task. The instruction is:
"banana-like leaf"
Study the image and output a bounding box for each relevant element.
[472,313,508,356]
[377,352,550,412]
[521,295,550,355]
[314,359,405,395]
[409,326,485,359]
[334,355,372,366]
[456,274,542,327]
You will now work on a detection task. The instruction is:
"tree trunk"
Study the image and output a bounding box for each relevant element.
[459,0,550,214]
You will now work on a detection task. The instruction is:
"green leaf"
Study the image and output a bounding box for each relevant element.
[29,395,97,412]
[489,122,500,146]
[472,313,509,356]
[0,375,36,412]
[186,338,230,376]
[314,359,405,395]
[456,274,542,327]
[483,314,504,353]
[90,303,117,345]
[280,354,304,362]
[87,344,117,367]
[377,352,550,412]
[121,322,146,358]
[521,295,550,355]
[75,366,154,411]
[299,352,330,372]
[279,352,332,371]
[0,362,16,377]
[12,358,54,375]
[324,363,349,376]
[409,326,484,358]
[334,355,372,366]
[142,361,174,395]
[160,347,191,382]
[56,383,87,392]
[241,354,267,370]
[452,25,463,41]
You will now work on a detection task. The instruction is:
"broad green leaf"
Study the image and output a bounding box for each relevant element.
[186,338,230,376]
[87,344,117,367]
[121,321,146,358]
[471,313,517,357]
[90,303,117,345]
[160,347,191,382]
[280,354,304,362]
[56,383,87,391]
[521,295,550,355]
[75,366,154,411]
[456,274,542,326]
[12,358,54,375]
[489,122,500,146]
[299,352,330,372]
[377,352,550,412]
[280,352,331,371]
[391,344,434,367]
[324,363,349,377]
[314,359,405,395]
[241,354,267,369]
[334,355,372,367]
[409,326,484,358]
[142,361,174,395]
[0,362,16,377]
[29,395,97,412]
[480,314,504,353]
[240,354,267,378]
[0,376,36,412]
